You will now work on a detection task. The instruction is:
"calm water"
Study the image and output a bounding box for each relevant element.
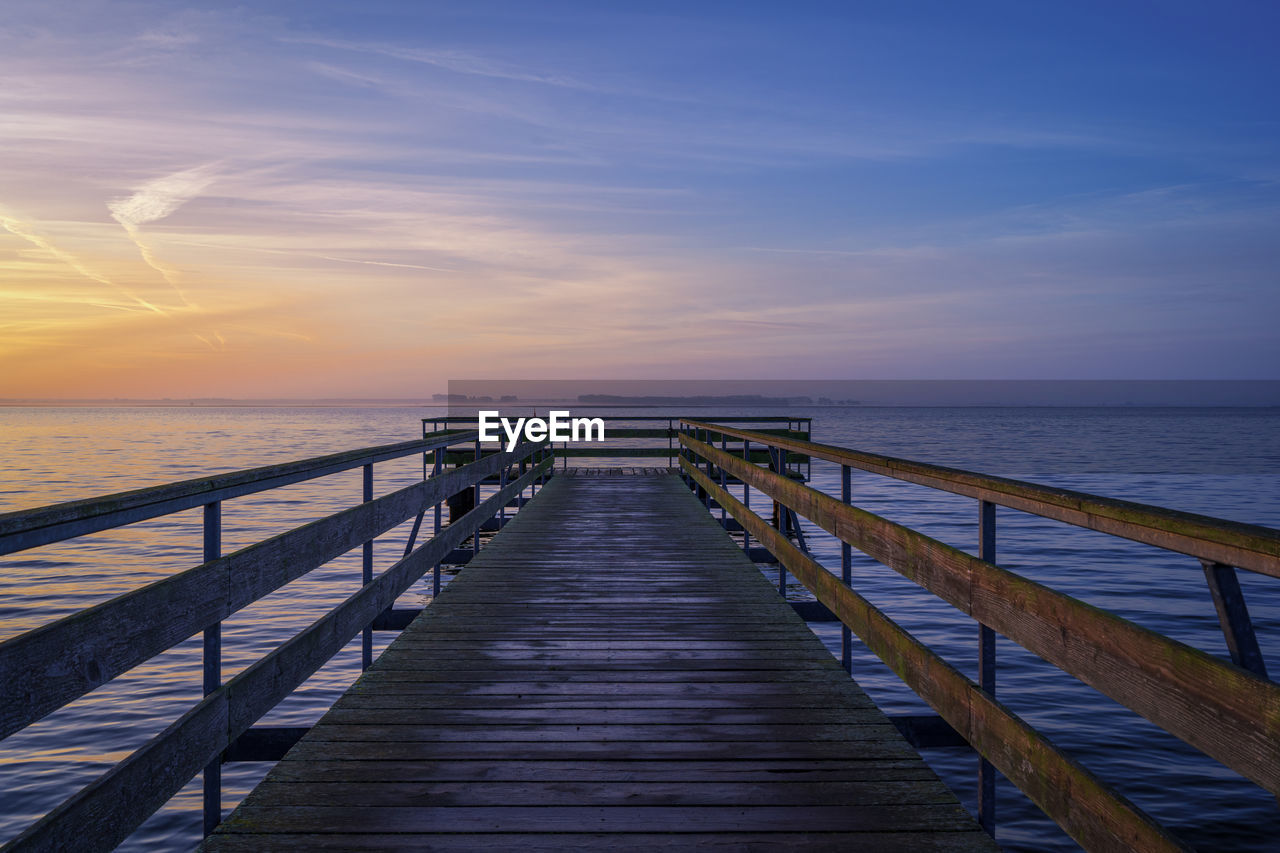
[0,406,1277,851]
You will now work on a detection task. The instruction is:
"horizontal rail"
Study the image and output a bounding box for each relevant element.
[0,431,479,556]
[425,415,810,423]
[0,443,524,741]
[442,448,803,461]
[683,419,1280,578]
[4,451,551,853]
[680,457,1187,853]
[683,432,1280,796]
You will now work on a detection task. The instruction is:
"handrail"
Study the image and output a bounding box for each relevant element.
[679,423,1280,852]
[424,415,811,422]
[682,419,1280,577]
[0,438,550,853]
[0,430,478,556]
[425,416,810,464]
[0,446,513,741]
[680,456,1187,853]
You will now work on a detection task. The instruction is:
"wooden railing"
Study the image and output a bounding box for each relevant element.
[424,414,811,472]
[679,419,1279,853]
[0,432,552,853]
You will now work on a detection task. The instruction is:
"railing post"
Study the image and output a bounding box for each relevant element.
[978,499,997,836]
[361,463,373,670]
[742,439,751,554]
[719,432,727,525]
[768,446,780,528]
[778,446,789,533]
[432,450,443,597]
[498,457,508,524]
[700,428,711,509]
[776,445,787,595]
[473,438,482,559]
[201,501,222,837]
[841,464,852,673]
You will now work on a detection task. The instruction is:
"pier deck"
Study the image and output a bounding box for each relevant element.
[202,472,995,851]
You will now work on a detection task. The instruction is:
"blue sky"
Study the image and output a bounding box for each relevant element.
[1,1,1277,396]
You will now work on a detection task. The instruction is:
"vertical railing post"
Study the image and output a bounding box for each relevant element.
[432,449,443,597]
[201,501,222,837]
[841,464,852,673]
[361,463,373,670]
[777,445,788,595]
[700,428,711,509]
[531,443,539,494]
[719,431,727,525]
[473,438,482,559]
[742,439,751,554]
[498,455,508,524]
[668,418,674,469]
[978,499,997,836]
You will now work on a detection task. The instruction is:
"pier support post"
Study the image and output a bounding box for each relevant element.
[978,500,997,836]
[447,438,476,521]
[202,501,222,837]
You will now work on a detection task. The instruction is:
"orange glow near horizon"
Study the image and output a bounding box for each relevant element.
[3,4,1277,396]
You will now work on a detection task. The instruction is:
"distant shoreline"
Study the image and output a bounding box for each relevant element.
[5,381,1280,408]
[4,400,1280,409]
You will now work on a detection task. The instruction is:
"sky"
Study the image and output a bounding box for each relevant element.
[1,0,1278,398]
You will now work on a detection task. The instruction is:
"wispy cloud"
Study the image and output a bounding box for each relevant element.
[0,210,167,315]
[285,36,605,92]
[108,164,219,307]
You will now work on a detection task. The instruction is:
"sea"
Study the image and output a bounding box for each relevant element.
[0,405,1277,852]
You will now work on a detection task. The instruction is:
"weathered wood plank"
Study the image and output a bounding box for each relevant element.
[217,804,980,834]
[205,473,994,851]
[238,779,960,807]
[261,759,938,783]
[203,831,998,852]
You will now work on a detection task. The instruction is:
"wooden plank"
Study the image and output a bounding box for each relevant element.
[203,832,997,852]
[205,473,995,851]
[217,804,980,833]
[261,759,937,783]
[237,779,959,806]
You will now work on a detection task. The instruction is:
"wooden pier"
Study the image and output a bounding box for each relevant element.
[2,415,1278,852]
[202,472,995,850]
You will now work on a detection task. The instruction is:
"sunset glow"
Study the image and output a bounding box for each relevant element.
[3,2,1278,397]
